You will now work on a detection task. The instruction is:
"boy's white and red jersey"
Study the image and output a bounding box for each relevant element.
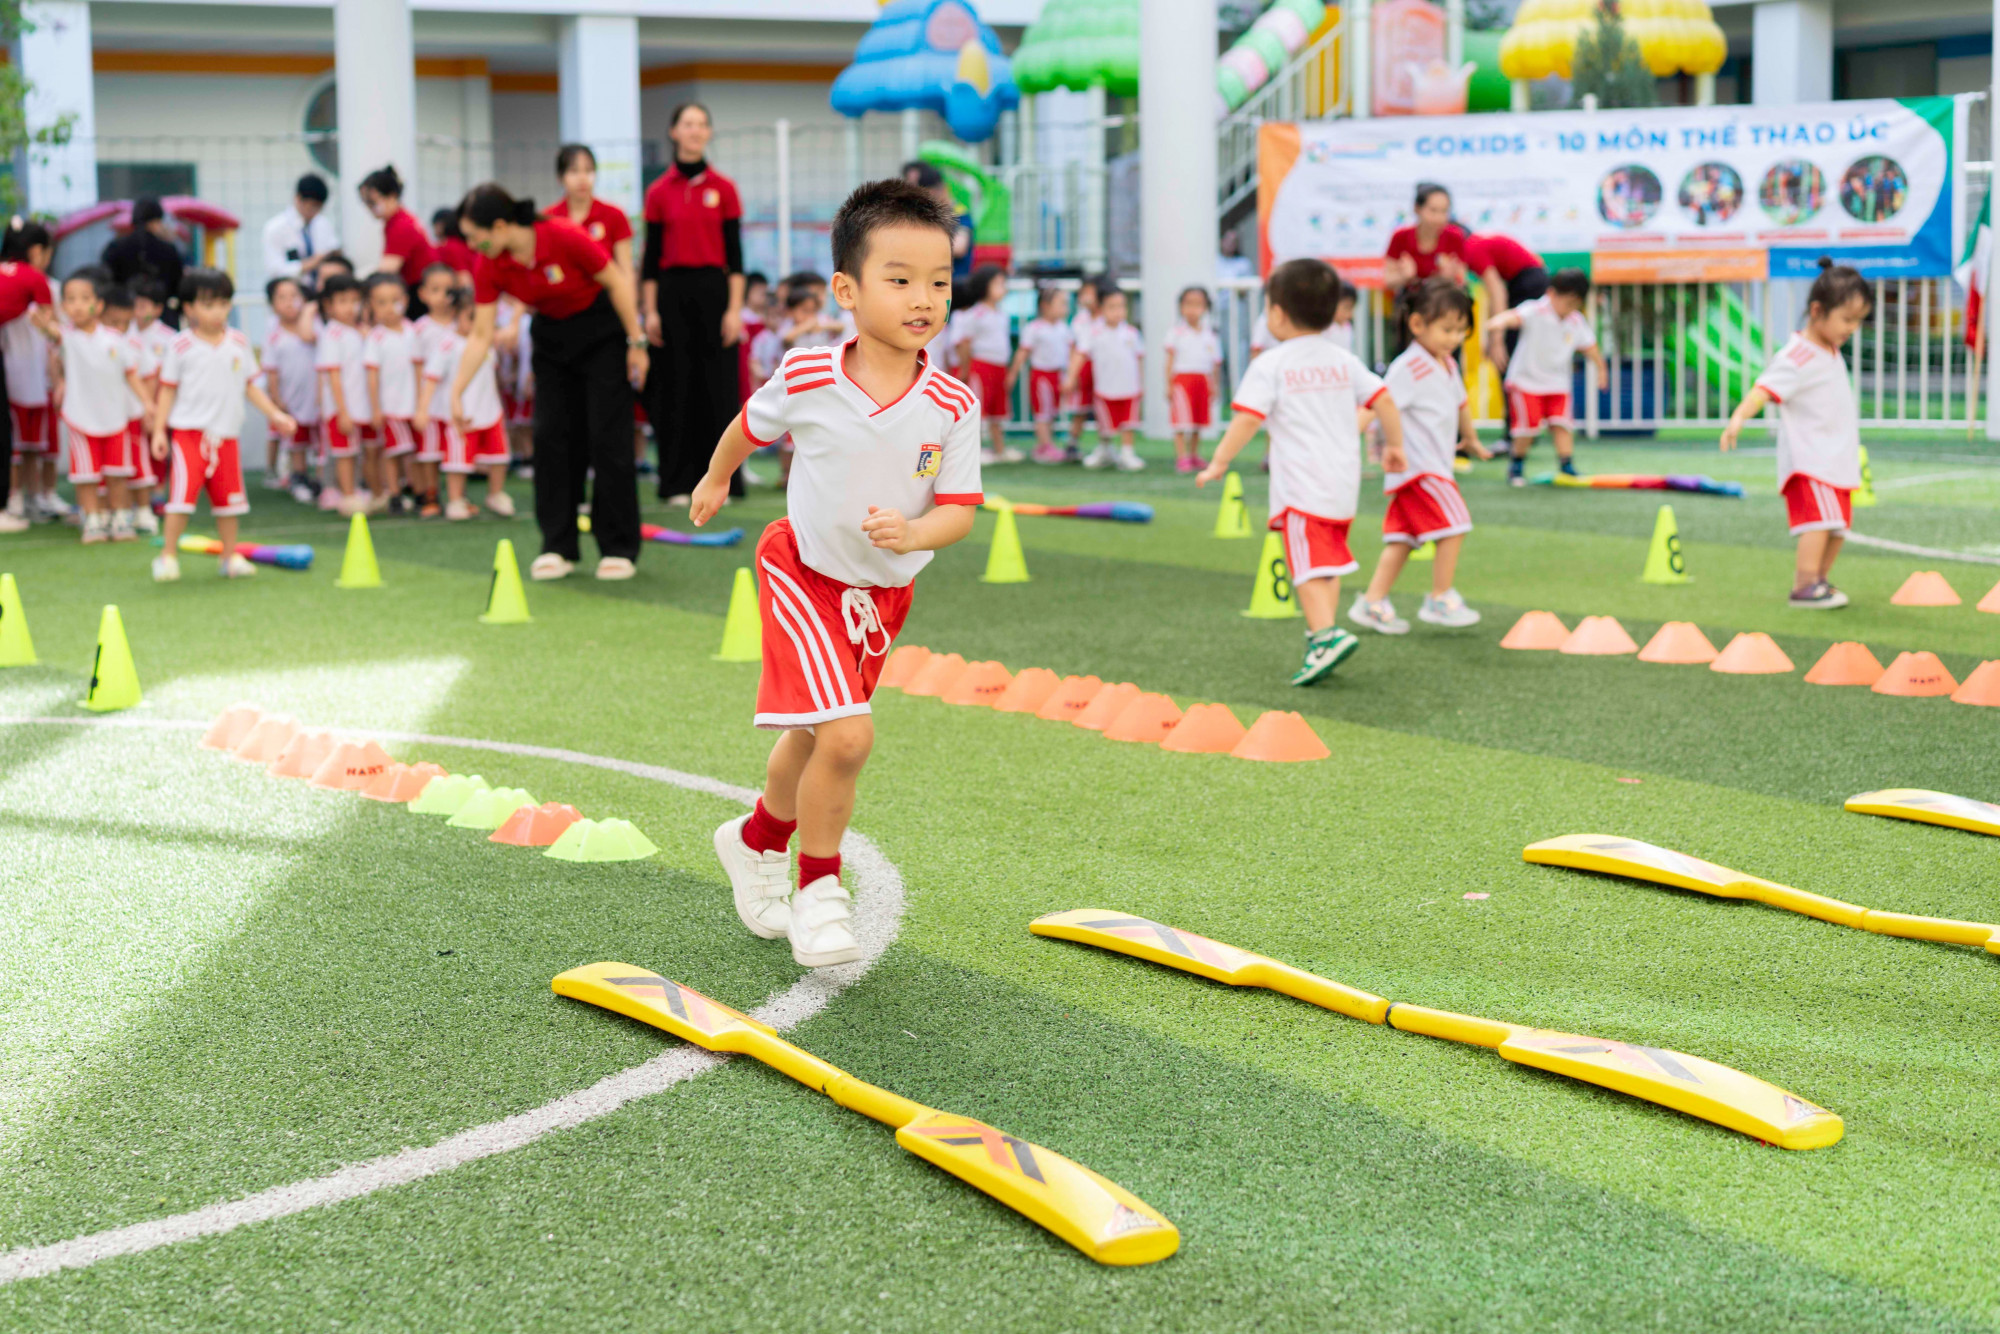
[315,321,368,420]
[1017,317,1073,372]
[364,322,421,418]
[743,341,983,589]
[1754,332,1861,490]
[136,318,174,369]
[423,329,504,430]
[160,328,258,436]
[1382,342,1467,489]
[1164,322,1221,376]
[1081,321,1143,400]
[57,325,141,437]
[1069,308,1099,355]
[122,331,156,421]
[958,302,1011,365]
[1251,313,1352,356]
[1,314,49,408]
[262,323,319,424]
[1230,334,1385,522]
[1503,296,1595,394]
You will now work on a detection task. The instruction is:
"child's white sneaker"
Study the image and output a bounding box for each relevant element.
[220,552,257,578]
[3,492,25,521]
[1082,444,1114,470]
[151,554,181,582]
[1418,589,1480,627]
[789,876,861,967]
[444,498,476,521]
[109,510,137,542]
[1115,446,1146,472]
[80,511,109,544]
[995,445,1026,464]
[38,492,76,522]
[713,813,792,939]
[130,505,158,535]
[0,510,27,534]
[1349,595,1409,635]
[483,490,515,517]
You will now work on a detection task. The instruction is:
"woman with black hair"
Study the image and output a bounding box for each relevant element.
[1384,183,1469,294]
[455,184,649,581]
[642,102,746,503]
[359,166,436,289]
[430,207,479,282]
[546,144,634,277]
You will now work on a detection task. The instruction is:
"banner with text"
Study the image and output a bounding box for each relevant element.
[1258,98,1955,285]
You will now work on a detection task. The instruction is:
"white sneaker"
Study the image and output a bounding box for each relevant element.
[530,552,574,580]
[1418,589,1481,628]
[444,498,475,521]
[595,555,636,581]
[109,510,137,542]
[317,488,343,512]
[130,506,158,535]
[788,876,861,967]
[220,552,257,578]
[1115,446,1146,472]
[980,448,999,465]
[0,510,27,534]
[1349,595,1410,635]
[484,490,516,517]
[151,554,181,582]
[1082,445,1114,470]
[262,470,288,491]
[81,512,109,545]
[995,446,1026,464]
[3,493,24,521]
[713,813,793,939]
[38,492,76,521]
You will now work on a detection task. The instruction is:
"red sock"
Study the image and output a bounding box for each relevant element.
[798,852,841,888]
[741,799,795,854]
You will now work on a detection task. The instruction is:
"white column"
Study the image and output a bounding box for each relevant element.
[1140,0,1218,438]
[901,107,922,163]
[1750,0,1832,105]
[462,71,494,193]
[15,1,96,213]
[1445,0,1464,72]
[774,118,793,277]
[557,15,641,216]
[335,0,416,268]
[1349,0,1373,117]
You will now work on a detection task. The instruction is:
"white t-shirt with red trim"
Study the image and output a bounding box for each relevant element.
[1251,314,1352,356]
[365,323,421,418]
[423,329,503,431]
[122,331,156,421]
[160,328,258,437]
[743,340,984,589]
[1164,322,1220,376]
[1504,295,1596,395]
[958,302,1011,365]
[1230,334,1386,522]
[1081,321,1143,400]
[59,325,140,437]
[1018,317,1072,372]
[1,314,49,408]
[1382,342,1467,490]
[315,321,368,421]
[262,323,319,425]
[1754,332,1860,490]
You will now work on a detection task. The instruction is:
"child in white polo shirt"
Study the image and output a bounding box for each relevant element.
[44,271,155,544]
[1066,287,1144,471]
[1487,267,1606,486]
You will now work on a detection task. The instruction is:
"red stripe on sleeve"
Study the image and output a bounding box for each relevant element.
[935,492,984,506]
[1229,402,1266,419]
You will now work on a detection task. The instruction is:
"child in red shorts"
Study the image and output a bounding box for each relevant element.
[149,268,297,581]
[954,265,1021,464]
[44,272,155,544]
[1065,286,1144,472]
[692,179,980,969]
[1163,285,1220,474]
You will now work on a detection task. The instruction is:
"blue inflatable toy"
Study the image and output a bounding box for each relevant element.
[831,0,1020,144]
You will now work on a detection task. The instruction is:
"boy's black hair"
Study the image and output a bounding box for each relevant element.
[1177,284,1211,310]
[1265,258,1341,332]
[1808,257,1873,317]
[1334,275,1357,309]
[1548,267,1591,299]
[1098,285,1129,305]
[180,266,235,306]
[782,269,826,291]
[100,283,134,311]
[967,264,1005,304]
[131,276,168,306]
[296,173,330,204]
[1036,282,1065,309]
[316,272,361,307]
[264,274,303,305]
[1401,274,1473,326]
[419,261,457,284]
[744,270,769,290]
[785,285,822,311]
[363,272,408,300]
[62,270,105,299]
[830,178,959,277]
[447,285,475,314]
[316,251,355,275]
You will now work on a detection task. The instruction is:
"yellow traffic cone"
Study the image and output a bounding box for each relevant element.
[980,504,1030,584]
[1212,470,1252,538]
[1241,530,1301,619]
[0,572,35,666]
[81,605,141,712]
[479,538,532,624]
[1409,541,1435,562]
[1640,504,1691,584]
[1852,446,1878,508]
[713,567,762,662]
[335,513,382,588]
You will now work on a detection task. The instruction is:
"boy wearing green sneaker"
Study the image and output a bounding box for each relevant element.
[1198,258,1405,685]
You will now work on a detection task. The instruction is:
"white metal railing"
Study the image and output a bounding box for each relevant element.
[1219,17,1347,216]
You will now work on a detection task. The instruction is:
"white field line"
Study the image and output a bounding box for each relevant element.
[0,715,905,1286]
[1872,470,1998,491]
[1845,532,2000,567]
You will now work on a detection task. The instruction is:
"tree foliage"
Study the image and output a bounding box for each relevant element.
[1569,0,1658,108]
[0,0,78,217]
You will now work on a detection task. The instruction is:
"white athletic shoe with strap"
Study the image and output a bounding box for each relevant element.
[713,813,792,939]
[1418,588,1481,627]
[789,876,861,967]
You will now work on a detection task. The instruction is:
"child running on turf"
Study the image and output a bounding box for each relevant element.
[1164,285,1221,474]
[1199,258,1405,685]
[1720,258,1872,609]
[1066,287,1145,471]
[1487,267,1606,487]
[693,178,979,969]
[956,265,1021,464]
[1351,277,1491,634]
[1009,284,1073,463]
[150,269,297,581]
[43,271,155,544]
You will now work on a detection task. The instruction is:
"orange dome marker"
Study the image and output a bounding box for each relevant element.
[1559,615,1639,656]
[231,714,297,764]
[200,703,263,751]
[1890,571,1961,606]
[878,644,931,689]
[1103,692,1184,743]
[1803,641,1884,687]
[268,729,336,780]
[1073,682,1141,731]
[1951,660,2000,706]
[942,661,1014,707]
[902,651,967,697]
[993,667,1061,714]
[363,760,447,802]
[1872,651,1958,697]
[1230,710,1330,762]
[1034,674,1104,721]
[1978,580,2000,614]
[1636,621,1718,664]
[1161,703,1248,754]
[1499,610,1570,650]
[1710,632,1795,675]
[491,801,584,846]
[310,739,394,790]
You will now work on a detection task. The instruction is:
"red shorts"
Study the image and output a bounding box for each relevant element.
[1071,362,1094,410]
[1095,395,1138,434]
[1508,388,1571,435]
[322,420,361,460]
[754,518,914,731]
[1272,508,1357,582]
[1170,373,1213,429]
[128,421,157,485]
[417,420,447,463]
[1384,474,1473,546]
[380,417,418,457]
[66,425,131,483]
[1783,473,1852,535]
[166,429,248,516]
[444,421,509,473]
[969,360,1008,420]
[1029,369,1063,422]
[10,403,51,454]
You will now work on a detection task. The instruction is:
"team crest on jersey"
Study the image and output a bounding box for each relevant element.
[913,441,941,479]
[588,222,605,240]
[543,264,565,284]
[703,188,721,208]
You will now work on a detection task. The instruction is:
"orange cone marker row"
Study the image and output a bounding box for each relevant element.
[1560,616,1640,656]
[1979,580,2000,615]
[1103,693,1183,743]
[993,667,1060,713]
[1873,651,1957,697]
[1890,571,1961,606]
[1636,622,1717,665]
[1499,611,1570,650]
[1711,632,1793,675]
[1804,642,1884,686]
[940,660,1013,707]
[1951,661,2000,706]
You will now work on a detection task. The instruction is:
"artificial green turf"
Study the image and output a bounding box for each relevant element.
[2,437,1999,1331]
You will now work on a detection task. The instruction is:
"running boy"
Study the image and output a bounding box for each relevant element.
[150,269,297,581]
[1198,258,1405,685]
[1009,284,1073,463]
[692,179,979,969]
[1487,267,1606,486]
[44,271,155,543]
[1351,278,1490,634]
[1164,285,1221,474]
[1065,286,1144,471]
[1720,258,1872,609]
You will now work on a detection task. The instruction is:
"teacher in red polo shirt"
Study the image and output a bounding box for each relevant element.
[454,184,649,582]
[642,102,747,504]
[1453,231,1549,370]
[359,165,436,289]
[547,143,635,276]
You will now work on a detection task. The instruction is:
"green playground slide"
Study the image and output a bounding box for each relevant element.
[1665,285,1767,401]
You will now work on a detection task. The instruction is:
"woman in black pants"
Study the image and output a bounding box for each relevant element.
[454,185,649,581]
[642,102,747,503]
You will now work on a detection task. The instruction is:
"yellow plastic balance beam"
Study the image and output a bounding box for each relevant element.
[1845,788,2000,839]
